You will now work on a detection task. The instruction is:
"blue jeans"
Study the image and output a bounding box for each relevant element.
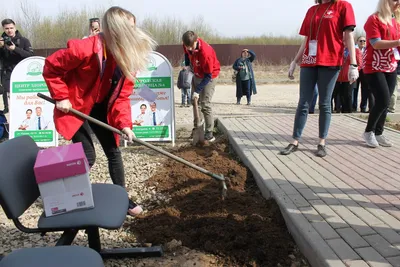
[181,88,191,105]
[292,67,340,140]
[309,85,318,113]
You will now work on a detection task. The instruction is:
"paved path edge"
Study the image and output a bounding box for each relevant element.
[216,117,344,267]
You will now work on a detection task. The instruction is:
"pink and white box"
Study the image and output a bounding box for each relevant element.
[34,142,94,217]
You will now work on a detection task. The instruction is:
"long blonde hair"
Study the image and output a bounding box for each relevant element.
[376,0,400,24]
[102,6,157,81]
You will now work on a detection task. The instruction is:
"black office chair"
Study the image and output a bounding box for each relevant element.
[0,135,163,260]
[0,246,104,267]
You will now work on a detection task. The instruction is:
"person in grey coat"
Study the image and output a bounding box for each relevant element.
[233,49,257,105]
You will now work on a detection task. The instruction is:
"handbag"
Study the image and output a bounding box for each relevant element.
[232,70,238,83]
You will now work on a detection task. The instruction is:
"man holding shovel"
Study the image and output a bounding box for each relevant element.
[182,31,220,142]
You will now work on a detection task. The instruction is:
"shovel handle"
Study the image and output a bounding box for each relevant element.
[37,93,226,183]
[192,97,201,126]
[37,93,124,136]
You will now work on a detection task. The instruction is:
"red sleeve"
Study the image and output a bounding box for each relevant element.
[299,7,313,37]
[202,55,213,74]
[397,21,400,52]
[364,15,381,40]
[397,21,400,40]
[356,48,362,69]
[340,1,356,29]
[42,40,88,101]
[110,77,134,130]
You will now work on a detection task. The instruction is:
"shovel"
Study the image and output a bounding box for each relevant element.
[192,96,205,146]
[37,93,228,199]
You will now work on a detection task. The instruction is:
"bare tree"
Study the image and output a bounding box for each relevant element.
[17,0,41,41]
[4,3,301,49]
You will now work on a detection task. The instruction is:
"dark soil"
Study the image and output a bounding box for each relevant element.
[129,136,309,267]
[388,122,400,131]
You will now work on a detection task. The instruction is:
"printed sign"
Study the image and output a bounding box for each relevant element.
[129,51,175,144]
[9,56,58,147]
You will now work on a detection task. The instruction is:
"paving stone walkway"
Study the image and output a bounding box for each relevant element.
[218,114,400,267]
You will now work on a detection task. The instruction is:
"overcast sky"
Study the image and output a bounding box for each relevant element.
[6,0,376,37]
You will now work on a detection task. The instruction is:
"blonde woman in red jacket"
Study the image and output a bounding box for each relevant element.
[43,6,157,216]
[332,45,362,113]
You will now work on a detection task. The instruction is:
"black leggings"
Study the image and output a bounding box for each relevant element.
[365,72,397,135]
[332,82,352,113]
[1,71,10,109]
[72,103,125,187]
[237,79,251,103]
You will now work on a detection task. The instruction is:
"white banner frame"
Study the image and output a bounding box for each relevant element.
[9,56,58,147]
[125,51,175,147]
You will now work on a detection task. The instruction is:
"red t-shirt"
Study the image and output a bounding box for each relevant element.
[363,14,400,74]
[337,47,362,82]
[299,0,356,67]
[183,38,220,79]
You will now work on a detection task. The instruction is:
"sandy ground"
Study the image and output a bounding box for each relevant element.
[1,83,301,129]
[173,84,300,127]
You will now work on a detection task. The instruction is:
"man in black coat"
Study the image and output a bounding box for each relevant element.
[0,18,34,113]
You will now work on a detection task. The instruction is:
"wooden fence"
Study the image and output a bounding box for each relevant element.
[34,44,301,66]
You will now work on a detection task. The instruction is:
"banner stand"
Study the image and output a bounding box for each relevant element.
[9,56,58,147]
[124,51,175,148]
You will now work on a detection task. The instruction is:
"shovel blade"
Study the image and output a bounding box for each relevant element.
[192,125,205,146]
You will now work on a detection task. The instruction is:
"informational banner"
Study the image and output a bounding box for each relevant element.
[9,56,58,147]
[129,51,175,145]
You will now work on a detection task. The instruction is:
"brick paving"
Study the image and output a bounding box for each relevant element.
[218,114,400,267]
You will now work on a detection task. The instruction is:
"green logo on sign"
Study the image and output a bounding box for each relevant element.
[133,126,169,138]
[15,130,54,142]
[27,61,43,76]
[133,77,171,89]
[147,56,157,71]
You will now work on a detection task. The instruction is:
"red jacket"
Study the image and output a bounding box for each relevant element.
[42,34,134,146]
[183,38,220,79]
[337,47,362,82]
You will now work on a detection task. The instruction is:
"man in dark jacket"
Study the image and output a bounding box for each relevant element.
[0,19,34,113]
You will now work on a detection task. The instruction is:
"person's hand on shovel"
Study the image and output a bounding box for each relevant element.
[122,127,136,142]
[192,92,199,100]
[56,99,72,113]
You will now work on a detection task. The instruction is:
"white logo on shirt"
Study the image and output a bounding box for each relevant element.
[324,10,334,19]
[372,50,396,72]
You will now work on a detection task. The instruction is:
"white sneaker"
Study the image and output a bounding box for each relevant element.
[363,131,379,148]
[375,135,392,147]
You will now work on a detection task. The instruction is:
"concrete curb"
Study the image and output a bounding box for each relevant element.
[346,114,400,134]
[217,117,345,267]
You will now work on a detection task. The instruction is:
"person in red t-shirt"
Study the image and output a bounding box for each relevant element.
[332,42,362,113]
[182,31,220,142]
[281,0,358,158]
[42,7,157,216]
[362,0,400,148]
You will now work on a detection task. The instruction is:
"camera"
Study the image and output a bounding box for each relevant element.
[2,36,13,46]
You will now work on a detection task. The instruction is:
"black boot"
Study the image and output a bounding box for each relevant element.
[316,145,327,157]
[2,92,8,114]
[280,144,298,155]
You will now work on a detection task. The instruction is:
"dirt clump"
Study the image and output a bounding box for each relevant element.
[128,136,309,267]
